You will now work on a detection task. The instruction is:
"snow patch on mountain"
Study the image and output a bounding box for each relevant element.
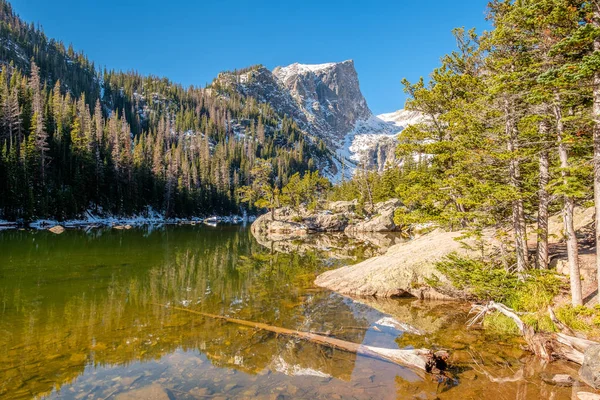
[378,109,428,129]
[272,62,339,83]
[334,109,427,174]
[339,116,397,159]
[336,115,400,171]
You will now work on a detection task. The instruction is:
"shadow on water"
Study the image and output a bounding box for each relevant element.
[0,225,596,399]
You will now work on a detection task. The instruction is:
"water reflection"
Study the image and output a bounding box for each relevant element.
[0,226,373,398]
[0,226,597,399]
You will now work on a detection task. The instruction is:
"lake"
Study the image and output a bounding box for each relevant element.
[0,225,587,399]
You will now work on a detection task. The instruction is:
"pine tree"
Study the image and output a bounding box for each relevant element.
[29,62,49,187]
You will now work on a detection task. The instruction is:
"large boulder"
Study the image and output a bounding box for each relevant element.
[345,199,403,233]
[547,206,594,240]
[250,198,404,240]
[327,200,358,214]
[580,344,600,390]
[251,213,272,237]
[315,229,475,299]
[250,213,308,242]
[304,213,348,232]
[269,220,307,235]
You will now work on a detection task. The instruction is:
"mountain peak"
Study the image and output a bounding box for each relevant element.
[270,60,371,145]
[273,60,355,82]
[214,60,412,179]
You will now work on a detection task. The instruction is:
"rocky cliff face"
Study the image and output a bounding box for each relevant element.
[215,61,426,177]
[272,61,371,146]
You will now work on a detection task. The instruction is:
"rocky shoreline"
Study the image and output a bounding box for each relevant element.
[250,198,405,240]
[250,201,598,304]
[249,198,477,300]
[249,202,600,392]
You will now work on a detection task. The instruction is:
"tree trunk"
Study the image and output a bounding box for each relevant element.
[537,119,550,269]
[593,3,600,304]
[554,99,582,306]
[361,166,374,212]
[156,304,448,375]
[505,99,527,273]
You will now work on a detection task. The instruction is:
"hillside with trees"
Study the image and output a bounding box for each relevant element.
[0,0,331,221]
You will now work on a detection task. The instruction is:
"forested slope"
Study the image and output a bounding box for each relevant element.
[0,1,331,221]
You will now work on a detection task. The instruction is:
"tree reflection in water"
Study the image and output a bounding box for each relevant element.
[0,226,592,399]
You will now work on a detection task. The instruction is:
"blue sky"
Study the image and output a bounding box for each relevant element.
[11,0,489,115]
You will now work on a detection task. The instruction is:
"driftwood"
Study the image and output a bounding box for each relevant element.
[469,301,599,365]
[154,303,448,375]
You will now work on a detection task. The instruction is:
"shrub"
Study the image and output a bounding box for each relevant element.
[435,253,520,302]
[436,254,563,335]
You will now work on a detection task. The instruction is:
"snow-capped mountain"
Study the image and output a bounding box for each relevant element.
[214,60,426,179]
[272,60,372,147]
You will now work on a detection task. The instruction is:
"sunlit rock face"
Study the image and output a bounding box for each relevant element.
[272,61,371,146]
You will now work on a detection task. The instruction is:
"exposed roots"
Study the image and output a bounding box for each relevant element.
[469,301,598,365]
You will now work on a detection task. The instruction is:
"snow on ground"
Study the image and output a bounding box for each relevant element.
[328,152,355,183]
[0,219,17,231]
[348,133,397,162]
[7,207,255,231]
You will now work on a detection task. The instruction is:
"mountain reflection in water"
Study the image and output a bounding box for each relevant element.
[0,226,593,399]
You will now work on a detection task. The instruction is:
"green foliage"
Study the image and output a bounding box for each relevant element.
[507,272,562,312]
[435,253,521,302]
[328,167,401,206]
[483,313,521,336]
[556,305,597,332]
[0,3,328,221]
[522,314,557,334]
[437,254,562,309]
[280,171,330,212]
[436,254,564,335]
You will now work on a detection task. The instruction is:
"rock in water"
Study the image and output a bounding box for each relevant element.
[115,384,169,400]
[48,225,65,234]
[304,214,348,232]
[580,345,600,389]
[541,373,575,387]
[251,199,403,242]
[315,229,475,299]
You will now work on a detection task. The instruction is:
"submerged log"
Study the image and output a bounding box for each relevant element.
[153,303,448,375]
[469,301,599,365]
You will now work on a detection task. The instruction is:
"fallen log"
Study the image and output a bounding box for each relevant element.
[469,301,599,365]
[152,303,448,375]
